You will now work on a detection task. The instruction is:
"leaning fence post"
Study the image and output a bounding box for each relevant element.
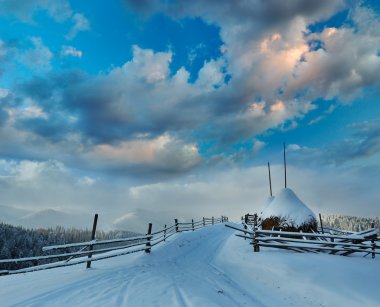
[212,216,214,225]
[164,224,167,241]
[203,217,205,226]
[145,223,152,253]
[175,219,179,232]
[192,219,194,231]
[86,213,98,269]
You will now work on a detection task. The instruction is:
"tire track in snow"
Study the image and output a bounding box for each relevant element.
[132,224,263,306]
[6,225,263,306]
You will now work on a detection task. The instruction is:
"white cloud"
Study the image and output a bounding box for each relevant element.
[124,1,379,136]
[89,134,202,173]
[66,13,90,40]
[252,140,266,154]
[196,58,226,90]
[0,88,10,99]
[0,159,66,182]
[61,45,83,58]
[78,176,96,186]
[0,39,8,57]
[0,0,73,22]
[288,144,302,151]
[6,97,48,122]
[18,37,53,72]
[286,8,380,103]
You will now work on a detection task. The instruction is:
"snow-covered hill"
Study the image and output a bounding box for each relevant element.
[1,224,379,306]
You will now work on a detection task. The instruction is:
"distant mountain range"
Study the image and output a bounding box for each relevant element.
[0,206,91,229]
[0,205,190,232]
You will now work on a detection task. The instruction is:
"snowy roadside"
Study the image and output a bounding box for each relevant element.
[1,224,379,306]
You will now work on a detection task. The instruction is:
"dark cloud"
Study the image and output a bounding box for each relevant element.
[125,0,344,45]
[15,49,220,144]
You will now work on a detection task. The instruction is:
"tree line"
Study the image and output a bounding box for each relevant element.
[321,214,380,232]
[0,222,139,271]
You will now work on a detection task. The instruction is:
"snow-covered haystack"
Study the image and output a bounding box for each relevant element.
[258,196,274,224]
[261,188,317,232]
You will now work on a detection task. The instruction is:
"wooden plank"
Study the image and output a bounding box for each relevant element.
[256,229,377,241]
[258,242,380,255]
[6,245,148,275]
[0,239,150,264]
[43,233,153,251]
[257,236,378,249]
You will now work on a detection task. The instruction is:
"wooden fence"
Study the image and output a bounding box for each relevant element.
[0,215,228,276]
[226,218,379,258]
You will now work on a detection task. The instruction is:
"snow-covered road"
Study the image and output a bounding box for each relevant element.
[2,225,261,306]
[1,224,380,306]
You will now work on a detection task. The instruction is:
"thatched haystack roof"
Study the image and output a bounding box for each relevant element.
[261,188,317,232]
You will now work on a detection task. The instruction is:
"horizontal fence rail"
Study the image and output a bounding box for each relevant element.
[0,215,228,276]
[226,218,379,258]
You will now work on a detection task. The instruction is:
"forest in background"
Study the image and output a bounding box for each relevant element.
[0,223,139,270]
[322,215,380,232]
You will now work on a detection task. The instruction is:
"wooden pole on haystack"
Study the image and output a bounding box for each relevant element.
[283,142,287,188]
[267,162,273,197]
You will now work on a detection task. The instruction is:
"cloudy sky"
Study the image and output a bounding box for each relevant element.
[0,0,379,229]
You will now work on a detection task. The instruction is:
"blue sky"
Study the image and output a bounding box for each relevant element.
[0,0,379,226]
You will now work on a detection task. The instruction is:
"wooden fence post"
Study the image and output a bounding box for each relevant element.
[192,219,194,231]
[145,223,152,253]
[244,214,248,240]
[203,217,205,226]
[212,216,214,225]
[175,219,179,232]
[164,224,167,241]
[86,213,98,269]
[371,223,375,259]
[319,213,324,234]
[253,215,260,252]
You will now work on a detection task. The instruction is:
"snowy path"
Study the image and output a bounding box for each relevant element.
[1,225,262,306]
[1,224,380,306]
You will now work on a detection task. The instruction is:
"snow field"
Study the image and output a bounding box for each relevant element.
[1,224,379,306]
